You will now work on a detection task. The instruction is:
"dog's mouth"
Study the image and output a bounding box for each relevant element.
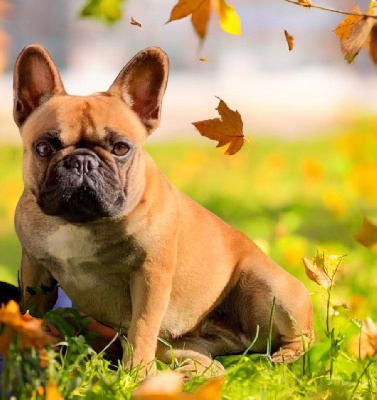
[37,150,126,222]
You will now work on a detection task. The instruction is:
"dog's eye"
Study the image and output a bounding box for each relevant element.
[35,141,54,158]
[112,142,130,157]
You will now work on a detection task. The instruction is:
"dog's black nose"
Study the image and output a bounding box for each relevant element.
[64,151,99,175]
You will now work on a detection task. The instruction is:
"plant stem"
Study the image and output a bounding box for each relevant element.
[267,297,276,358]
[326,288,331,336]
[283,0,377,19]
[351,360,374,397]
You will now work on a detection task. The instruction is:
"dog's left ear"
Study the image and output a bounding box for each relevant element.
[108,47,169,134]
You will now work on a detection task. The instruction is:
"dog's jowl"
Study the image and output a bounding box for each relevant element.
[13,44,313,376]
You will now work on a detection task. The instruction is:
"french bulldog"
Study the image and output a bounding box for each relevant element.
[13,44,313,376]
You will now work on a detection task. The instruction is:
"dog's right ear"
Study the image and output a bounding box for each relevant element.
[13,44,66,128]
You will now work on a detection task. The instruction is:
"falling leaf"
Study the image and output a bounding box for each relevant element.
[199,57,208,62]
[130,16,141,27]
[355,218,377,253]
[303,251,345,290]
[167,0,241,39]
[349,317,377,359]
[192,97,244,155]
[80,0,128,24]
[334,4,377,63]
[298,0,312,6]
[284,29,295,51]
[133,371,224,399]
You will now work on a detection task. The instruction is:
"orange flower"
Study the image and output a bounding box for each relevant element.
[0,300,53,355]
[350,318,377,359]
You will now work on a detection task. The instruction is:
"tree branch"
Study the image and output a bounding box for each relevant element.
[283,0,377,19]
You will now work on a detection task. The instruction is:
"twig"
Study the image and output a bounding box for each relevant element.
[284,0,377,19]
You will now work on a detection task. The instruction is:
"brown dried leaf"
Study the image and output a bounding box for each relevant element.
[130,17,141,27]
[284,29,295,51]
[335,5,377,63]
[355,217,377,252]
[192,97,244,155]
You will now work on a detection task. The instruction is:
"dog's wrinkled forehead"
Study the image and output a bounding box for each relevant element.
[21,94,146,147]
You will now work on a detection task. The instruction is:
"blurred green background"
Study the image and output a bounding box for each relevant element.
[1,118,377,344]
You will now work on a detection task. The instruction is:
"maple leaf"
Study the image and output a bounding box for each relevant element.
[334,4,377,63]
[130,17,141,27]
[284,29,295,51]
[167,0,241,39]
[133,371,224,399]
[349,317,377,359]
[192,97,245,155]
[302,251,345,290]
[355,217,377,253]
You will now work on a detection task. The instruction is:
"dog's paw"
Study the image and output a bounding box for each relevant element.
[175,359,225,380]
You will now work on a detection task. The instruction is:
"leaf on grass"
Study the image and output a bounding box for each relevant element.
[355,217,377,252]
[298,0,312,6]
[80,0,127,24]
[130,17,141,27]
[167,0,241,39]
[350,317,377,359]
[192,97,245,155]
[284,29,295,51]
[334,4,377,63]
[303,251,345,290]
[133,371,223,399]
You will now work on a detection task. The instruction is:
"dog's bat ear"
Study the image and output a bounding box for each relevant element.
[108,47,169,135]
[13,44,66,128]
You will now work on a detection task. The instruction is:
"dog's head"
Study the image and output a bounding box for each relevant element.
[13,44,169,222]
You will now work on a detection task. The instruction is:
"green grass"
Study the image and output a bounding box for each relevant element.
[1,116,377,398]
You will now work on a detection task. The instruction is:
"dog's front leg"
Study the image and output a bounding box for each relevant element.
[19,251,58,316]
[124,262,173,375]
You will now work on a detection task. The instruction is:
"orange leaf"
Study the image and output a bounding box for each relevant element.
[130,17,142,27]
[355,217,377,252]
[192,97,245,155]
[46,380,63,400]
[334,6,363,41]
[298,0,312,6]
[167,0,240,39]
[284,29,295,51]
[199,57,208,62]
[133,371,224,399]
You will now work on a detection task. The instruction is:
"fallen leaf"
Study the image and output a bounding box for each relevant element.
[303,251,345,290]
[355,218,377,252]
[199,57,208,62]
[298,0,312,6]
[284,29,295,51]
[192,97,245,155]
[130,17,141,27]
[133,371,224,399]
[334,4,377,63]
[349,317,377,358]
[167,0,241,39]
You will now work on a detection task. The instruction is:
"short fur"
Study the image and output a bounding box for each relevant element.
[14,44,313,376]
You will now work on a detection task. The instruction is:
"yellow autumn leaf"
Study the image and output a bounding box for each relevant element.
[298,0,312,7]
[355,218,377,253]
[192,97,245,155]
[303,251,345,290]
[167,0,241,39]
